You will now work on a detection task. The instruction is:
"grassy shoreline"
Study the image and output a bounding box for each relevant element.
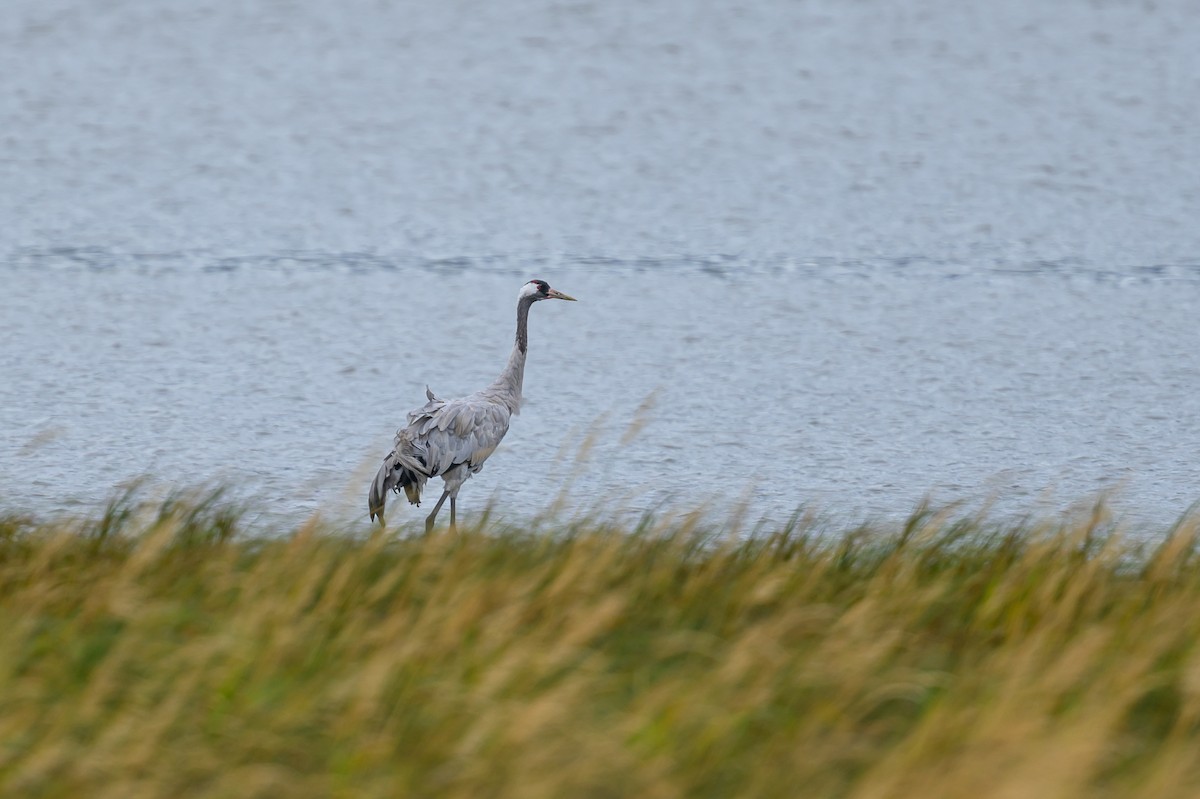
[3,495,1200,797]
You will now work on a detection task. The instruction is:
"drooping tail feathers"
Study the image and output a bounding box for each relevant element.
[367,432,430,525]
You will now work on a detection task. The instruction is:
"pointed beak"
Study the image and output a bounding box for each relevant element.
[548,288,577,301]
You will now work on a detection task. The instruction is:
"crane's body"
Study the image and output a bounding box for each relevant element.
[368,280,576,530]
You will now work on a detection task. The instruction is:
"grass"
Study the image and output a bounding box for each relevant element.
[3,493,1200,798]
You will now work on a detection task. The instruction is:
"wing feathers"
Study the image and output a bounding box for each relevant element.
[371,393,512,523]
[401,395,511,477]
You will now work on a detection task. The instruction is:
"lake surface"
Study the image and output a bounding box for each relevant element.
[3,1,1199,530]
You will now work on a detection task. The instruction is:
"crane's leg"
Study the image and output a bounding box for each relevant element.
[449,497,457,533]
[425,490,450,534]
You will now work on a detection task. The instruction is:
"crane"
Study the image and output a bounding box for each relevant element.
[368,279,577,530]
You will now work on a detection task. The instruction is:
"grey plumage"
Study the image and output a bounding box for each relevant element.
[368,279,576,530]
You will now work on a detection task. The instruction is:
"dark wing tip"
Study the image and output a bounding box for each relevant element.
[368,461,391,525]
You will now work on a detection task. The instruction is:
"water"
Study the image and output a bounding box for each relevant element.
[3,1,1199,529]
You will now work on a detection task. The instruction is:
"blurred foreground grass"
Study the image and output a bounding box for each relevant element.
[3,493,1200,798]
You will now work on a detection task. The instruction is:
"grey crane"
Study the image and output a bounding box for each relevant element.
[368,279,577,530]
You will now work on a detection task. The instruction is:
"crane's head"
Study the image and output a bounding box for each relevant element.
[521,279,577,302]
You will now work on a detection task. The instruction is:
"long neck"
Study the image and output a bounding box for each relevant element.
[488,296,535,411]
